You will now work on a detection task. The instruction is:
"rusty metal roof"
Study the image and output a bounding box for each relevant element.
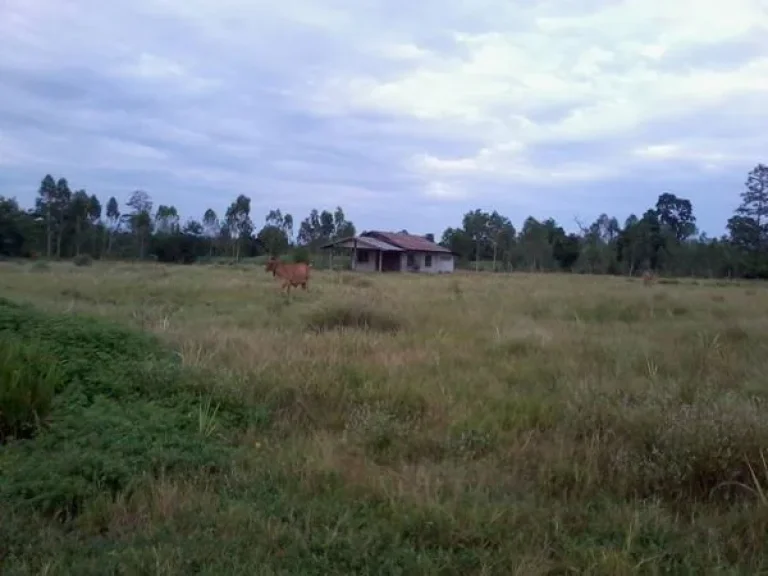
[362,231,452,253]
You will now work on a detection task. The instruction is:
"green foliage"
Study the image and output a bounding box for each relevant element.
[0,336,61,441]
[0,297,252,522]
[291,245,310,263]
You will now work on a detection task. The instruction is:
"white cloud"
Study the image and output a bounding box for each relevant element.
[423,181,466,200]
[308,0,768,189]
[0,0,766,235]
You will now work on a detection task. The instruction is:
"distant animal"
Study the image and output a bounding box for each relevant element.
[642,269,656,287]
[265,257,311,294]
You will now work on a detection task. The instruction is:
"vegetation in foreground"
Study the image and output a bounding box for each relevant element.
[2,260,768,574]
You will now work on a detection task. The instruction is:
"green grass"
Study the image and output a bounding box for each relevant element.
[2,261,768,573]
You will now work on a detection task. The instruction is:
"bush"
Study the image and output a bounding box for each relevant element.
[72,254,93,267]
[0,336,62,442]
[291,246,311,264]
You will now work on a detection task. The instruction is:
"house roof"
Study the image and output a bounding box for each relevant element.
[362,231,452,253]
[319,236,403,251]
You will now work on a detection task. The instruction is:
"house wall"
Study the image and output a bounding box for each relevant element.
[349,249,455,273]
[401,251,454,273]
[352,249,380,272]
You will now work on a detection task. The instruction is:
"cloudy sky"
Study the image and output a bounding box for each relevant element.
[1,0,767,237]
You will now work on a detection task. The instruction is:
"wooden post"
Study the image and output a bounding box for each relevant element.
[352,238,357,270]
[377,250,382,272]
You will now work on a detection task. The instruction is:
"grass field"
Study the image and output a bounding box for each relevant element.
[2,260,768,574]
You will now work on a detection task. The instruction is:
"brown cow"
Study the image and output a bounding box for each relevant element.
[265,257,311,294]
[642,269,656,287]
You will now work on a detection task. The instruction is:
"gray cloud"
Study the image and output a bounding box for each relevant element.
[0,0,766,236]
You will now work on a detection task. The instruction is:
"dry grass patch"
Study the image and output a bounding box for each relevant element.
[305,300,404,333]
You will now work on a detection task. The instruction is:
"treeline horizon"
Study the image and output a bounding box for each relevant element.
[1,163,767,278]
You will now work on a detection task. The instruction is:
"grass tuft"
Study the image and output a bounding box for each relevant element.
[0,336,62,442]
[305,302,403,333]
[72,254,93,267]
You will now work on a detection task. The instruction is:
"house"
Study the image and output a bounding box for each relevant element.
[320,231,456,273]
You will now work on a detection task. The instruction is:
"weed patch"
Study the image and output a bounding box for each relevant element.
[0,336,63,442]
[0,297,249,524]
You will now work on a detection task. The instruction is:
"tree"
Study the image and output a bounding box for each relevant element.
[202,208,219,256]
[617,211,664,273]
[53,177,72,258]
[86,194,102,256]
[105,196,120,256]
[728,164,768,253]
[258,224,289,256]
[298,209,322,247]
[332,207,355,239]
[265,209,295,244]
[297,207,354,248]
[155,205,180,235]
[225,195,252,261]
[519,217,552,271]
[440,227,473,261]
[0,196,37,257]
[487,210,513,271]
[656,193,696,242]
[183,219,203,236]
[462,209,491,271]
[68,190,91,256]
[320,210,335,240]
[35,175,56,258]
[126,190,153,259]
[553,233,581,270]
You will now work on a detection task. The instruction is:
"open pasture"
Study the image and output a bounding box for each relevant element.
[2,260,768,574]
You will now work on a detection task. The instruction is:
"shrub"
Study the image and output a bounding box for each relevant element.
[72,254,93,267]
[292,246,311,264]
[0,336,63,442]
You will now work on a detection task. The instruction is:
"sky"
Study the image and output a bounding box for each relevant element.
[1,0,767,238]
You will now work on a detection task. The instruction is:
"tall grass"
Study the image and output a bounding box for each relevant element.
[2,262,768,573]
[0,336,62,441]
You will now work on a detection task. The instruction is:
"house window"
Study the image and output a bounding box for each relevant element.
[406,253,415,267]
[357,250,369,263]
[424,254,432,267]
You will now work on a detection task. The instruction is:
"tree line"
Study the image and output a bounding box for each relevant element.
[1,163,767,277]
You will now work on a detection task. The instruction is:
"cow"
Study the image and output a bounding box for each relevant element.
[642,269,656,287]
[265,257,311,294]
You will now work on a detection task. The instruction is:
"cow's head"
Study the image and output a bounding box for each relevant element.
[265,256,280,275]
